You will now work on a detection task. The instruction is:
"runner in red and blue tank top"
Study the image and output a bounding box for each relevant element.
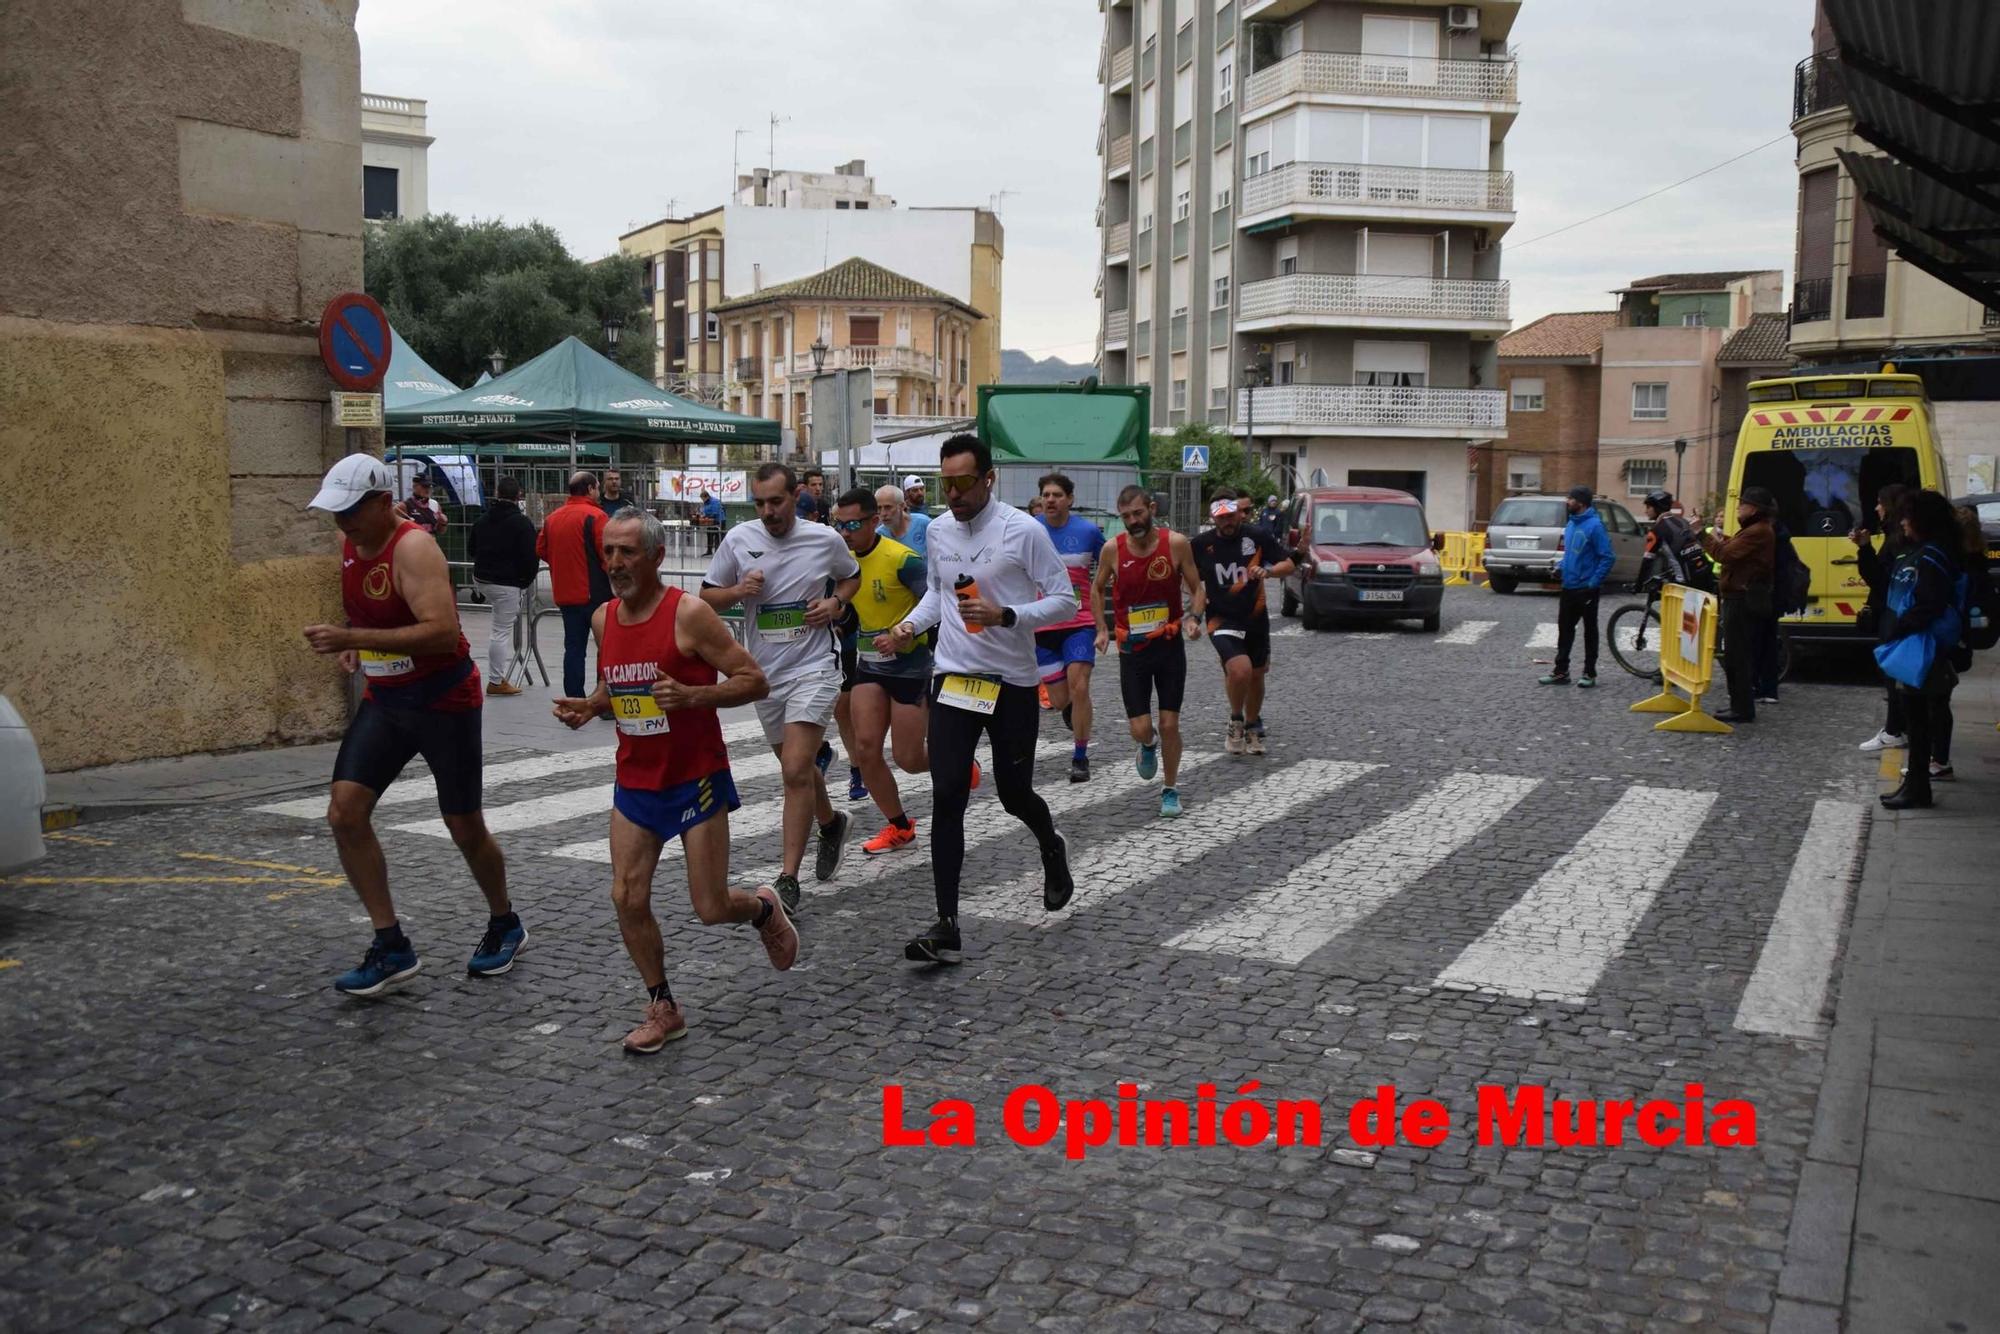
[1090,483,1206,820]
[302,455,524,999]
[1034,472,1107,783]
[552,508,799,1055]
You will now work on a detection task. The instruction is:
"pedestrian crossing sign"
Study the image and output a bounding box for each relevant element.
[1181,445,1210,473]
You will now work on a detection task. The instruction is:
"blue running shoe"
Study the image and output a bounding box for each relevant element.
[334,940,421,997]
[815,741,834,776]
[1160,788,1183,819]
[467,918,528,977]
[1136,743,1158,780]
[848,767,869,802]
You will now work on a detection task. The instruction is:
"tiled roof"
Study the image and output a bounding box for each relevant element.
[1499,310,1618,359]
[714,257,979,314]
[1619,270,1769,293]
[1717,311,1794,365]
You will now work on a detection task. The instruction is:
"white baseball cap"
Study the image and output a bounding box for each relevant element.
[901,474,925,489]
[309,453,394,512]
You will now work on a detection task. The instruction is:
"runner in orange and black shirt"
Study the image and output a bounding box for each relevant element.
[1189,490,1296,756]
[1091,483,1204,818]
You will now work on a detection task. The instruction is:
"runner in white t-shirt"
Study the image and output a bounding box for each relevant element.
[702,463,861,912]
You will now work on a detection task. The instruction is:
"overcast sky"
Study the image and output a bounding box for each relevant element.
[358,0,1811,363]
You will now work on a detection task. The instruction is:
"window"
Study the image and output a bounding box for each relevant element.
[855,201,869,210]
[1218,62,1233,108]
[704,311,720,341]
[363,165,399,220]
[1276,237,1298,276]
[1506,456,1542,491]
[1172,378,1188,410]
[1631,382,1668,420]
[1175,66,1193,126]
[1211,384,1229,409]
[835,200,851,210]
[1625,460,1668,496]
[848,314,881,346]
[1213,274,1231,306]
[1681,311,1707,327]
[1140,210,1154,234]
[1214,184,1232,210]
[1509,376,1546,412]
[1175,189,1190,221]
[1274,341,1296,385]
[1353,340,1428,387]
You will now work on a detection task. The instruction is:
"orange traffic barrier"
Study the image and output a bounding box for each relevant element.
[1629,583,1731,734]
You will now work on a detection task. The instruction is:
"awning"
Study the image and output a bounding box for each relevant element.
[1823,0,2000,307]
[385,335,780,447]
[381,329,463,409]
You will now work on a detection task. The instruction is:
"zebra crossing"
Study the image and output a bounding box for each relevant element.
[246,741,1863,1036]
[1274,617,1649,655]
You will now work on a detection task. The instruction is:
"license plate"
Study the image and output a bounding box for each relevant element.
[1359,589,1404,603]
[1506,536,1539,550]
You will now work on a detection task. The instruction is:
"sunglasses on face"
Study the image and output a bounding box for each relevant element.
[940,473,985,496]
[834,518,868,533]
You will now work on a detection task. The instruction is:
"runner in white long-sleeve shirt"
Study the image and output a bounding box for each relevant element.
[872,434,1079,963]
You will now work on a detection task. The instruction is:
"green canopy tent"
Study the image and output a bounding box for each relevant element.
[384,335,779,467]
[972,384,1150,520]
[381,330,462,409]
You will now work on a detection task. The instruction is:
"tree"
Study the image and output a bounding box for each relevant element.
[1150,422,1276,505]
[363,215,655,387]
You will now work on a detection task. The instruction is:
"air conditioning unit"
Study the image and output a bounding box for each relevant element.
[1446,5,1480,32]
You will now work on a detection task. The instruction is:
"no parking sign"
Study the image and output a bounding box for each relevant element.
[318,292,392,392]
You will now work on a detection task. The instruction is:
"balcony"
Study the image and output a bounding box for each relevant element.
[1236,273,1510,333]
[1793,52,1847,123]
[1106,309,1129,348]
[1234,383,1507,438]
[1238,161,1515,231]
[1243,51,1519,118]
[1106,220,1131,260]
[734,356,761,382]
[1108,132,1132,176]
[1109,45,1133,89]
[1793,276,1833,325]
[789,346,939,378]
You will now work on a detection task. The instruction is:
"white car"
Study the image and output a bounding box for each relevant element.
[0,696,48,874]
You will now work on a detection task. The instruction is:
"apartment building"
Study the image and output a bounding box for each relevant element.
[736,159,895,210]
[361,93,432,221]
[1487,310,1615,521]
[620,207,728,398]
[1788,0,2000,491]
[1096,0,1518,526]
[712,257,982,446]
[1595,270,1783,509]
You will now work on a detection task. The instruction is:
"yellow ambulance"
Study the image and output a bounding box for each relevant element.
[1726,370,1948,644]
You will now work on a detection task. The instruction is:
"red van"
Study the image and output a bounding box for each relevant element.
[1274,486,1445,632]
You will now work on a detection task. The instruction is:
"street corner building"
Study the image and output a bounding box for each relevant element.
[1095,0,1520,529]
[0,0,364,770]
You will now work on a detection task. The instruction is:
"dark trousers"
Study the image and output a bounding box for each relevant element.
[1720,596,1757,718]
[927,680,1059,920]
[1754,613,1782,699]
[1900,683,1934,800]
[559,601,602,699]
[1883,679,1907,737]
[1554,587,1600,676]
[1931,685,1957,767]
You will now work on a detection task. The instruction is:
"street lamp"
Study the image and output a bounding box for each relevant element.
[1241,364,1263,476]
[810,336,829,374]
[601,314,624,349]
[487,349,506,377]
[1673,436,1688,501]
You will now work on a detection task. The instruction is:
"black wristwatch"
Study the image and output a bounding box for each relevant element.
[1000,607,1019,629]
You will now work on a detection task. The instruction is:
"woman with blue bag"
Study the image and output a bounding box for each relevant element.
[1874,490,1967,810]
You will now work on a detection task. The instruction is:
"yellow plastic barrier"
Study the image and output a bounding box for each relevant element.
[1629,583,1732,735]
[1437,532,1487,586]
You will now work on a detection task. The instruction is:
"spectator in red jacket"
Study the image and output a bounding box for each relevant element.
[537,471,613,697]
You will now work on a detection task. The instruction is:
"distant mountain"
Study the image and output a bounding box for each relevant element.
[1001,349,1095,384]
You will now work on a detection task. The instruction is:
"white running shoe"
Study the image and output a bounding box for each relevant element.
[1857,730,1907,753]
[1225,720,1246,755]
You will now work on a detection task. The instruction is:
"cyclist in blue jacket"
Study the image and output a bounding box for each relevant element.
[1539,485,1616,688]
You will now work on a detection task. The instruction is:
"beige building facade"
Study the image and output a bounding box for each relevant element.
[713,258,981,448]
[619,206,728,397]
[361,93,431,221]
[0,0,363,771]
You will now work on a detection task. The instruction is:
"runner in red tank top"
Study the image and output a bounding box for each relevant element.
[303,455,523,999]
[1090,484,1206,821]
[552,508,799,1054]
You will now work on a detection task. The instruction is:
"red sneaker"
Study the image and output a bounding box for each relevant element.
[972,759,982,790]
[754,886,799,971]
[623,998,686,1054]
[863,821,918,855]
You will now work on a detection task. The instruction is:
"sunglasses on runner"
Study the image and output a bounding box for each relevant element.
[833,518,867,532]
[940,473,985,496]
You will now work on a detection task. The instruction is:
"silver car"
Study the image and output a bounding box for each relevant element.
[1481,495,1646,594]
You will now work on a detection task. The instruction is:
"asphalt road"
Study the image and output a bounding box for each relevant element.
[0,586,1887,1332]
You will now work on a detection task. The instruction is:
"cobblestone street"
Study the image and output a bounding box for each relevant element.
[0,588,1894,1331]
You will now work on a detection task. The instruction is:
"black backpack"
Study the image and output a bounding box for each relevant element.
[1774,527,1811,616]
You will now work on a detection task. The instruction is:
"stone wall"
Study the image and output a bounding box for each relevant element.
[0,0,363,770]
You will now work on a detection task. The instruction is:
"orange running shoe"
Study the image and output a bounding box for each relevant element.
[971,759,982,790]
[863,821,918,855]
[1038,683,1052,709]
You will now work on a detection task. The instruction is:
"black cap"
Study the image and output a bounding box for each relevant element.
[1567,485,1594,505]
[1741,486,1776,514]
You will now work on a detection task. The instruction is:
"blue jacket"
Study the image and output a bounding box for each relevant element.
[1560,507,1616,590]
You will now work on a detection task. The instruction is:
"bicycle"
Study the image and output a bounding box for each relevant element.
[1606,577,1667,683]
